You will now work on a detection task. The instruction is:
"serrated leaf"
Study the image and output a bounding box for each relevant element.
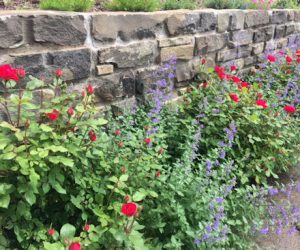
[133,191,146,202]
[0,194,10,208]
[60,224,76,241]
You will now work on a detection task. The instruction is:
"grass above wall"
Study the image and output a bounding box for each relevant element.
[40,0,95,11]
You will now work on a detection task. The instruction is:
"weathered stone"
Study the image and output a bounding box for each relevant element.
[244,11,269,28]
[0,16,23,48]
[286,24,295,36]
[217,12,229,32]
[274,25,286,39]
[92,13,167,42]
[221,58,244,70]
[96,64,114,76]
[160,45,194,62]
[158,36,194,48]
[196,33,228,54]
[98,41,157,68]
[176,62,193,82]
[271,10,288,24]
[252,43,265,55]
[47,48,91,80]
[136,66,161,95]
[294,10,300,22]
[231,30,254,46]
[265,40,277,51]
[111,97,137,116]
[217,48,237,62]
[32,89,55,104]
[121,72,136,97]
[229,11,245,31]
[166,11,216,36]
[288,34,300,47]
[33,15,87,46]
[287,10,294,21]
[254,26,274,43]
[276,38,288,49]
[237,46,252,58]
[244,56,256,67]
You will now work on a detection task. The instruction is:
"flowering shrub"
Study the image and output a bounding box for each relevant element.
[0,54,299,250]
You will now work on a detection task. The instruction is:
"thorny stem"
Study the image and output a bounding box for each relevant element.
[16,89,24,127]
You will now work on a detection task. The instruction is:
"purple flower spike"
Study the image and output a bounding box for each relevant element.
[259,227,269,235]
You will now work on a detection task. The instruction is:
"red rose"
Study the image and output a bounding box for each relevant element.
[55,68,62,77]
[87,84,94,95]
[256,99,268,109]
[155,170,161,177]
[115,129,121,136]
[231,65,237,71]
[69,242,81,250]
[202,83,208,88]
[124,195,130,202]
[46,109,59,121]
[284,105,296,113]
[47,228,55,236]
[218,71,227,80]
[286,56,293,64]
[238,82,249,90]
[17,68,26,78]
[121,202,138,217]
[88,130,97,142]
[201,58,207,65]
[267,55,276,63]
[214,66,224,73]
[83,224,90,232]
[0,64,19,81]
[229,93,239,103]
[231,75,241,84]
[297,58,300,63]
[144,138,151,145]
[67,107,75,116]
[287,69,291,74]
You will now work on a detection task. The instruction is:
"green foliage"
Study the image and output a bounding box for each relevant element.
[204,0,246,9]
[163,0,197,10]
[105,0,160,11]
[40,0,95,12]
[273,0,299,9]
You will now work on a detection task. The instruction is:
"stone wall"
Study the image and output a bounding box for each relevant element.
[1,9,300,110]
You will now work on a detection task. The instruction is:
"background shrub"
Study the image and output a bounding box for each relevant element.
[40,0,95,11]
[105,0,160,11]
[162,0,197,10]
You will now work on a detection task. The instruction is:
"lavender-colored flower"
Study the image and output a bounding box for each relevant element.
[259,227,269,235]
[219,148,226,159]
[216,197,224,204]
[206,160,212,176]
[268,187,279,196]
[296,183,300,192]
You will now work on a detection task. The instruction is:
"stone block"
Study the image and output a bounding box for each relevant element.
[229,11,245,31]
[254,26,275,43]
[96,64,114,76]
[276,38,288,49]
[98,41,157,68]
[200,12,217,32]
[237,46,252,58]
[271,10,288,24]
[160,45,194,62]
[32,89,55,105]
[217,12,230,33]
[47,48,91,80]
[294,10,300,22]
[0,16,23,48]
[252,43,265,55]
[286,24,295,36]
[244,11,269,28]
[196,33,228,54]
[217,48,237,62]
[274,25,286,39]
[176,61,195,82]
[221,58,244,70]
[287,10,294,21]
[158,36,194,48]
[33,14,87,46]
[231,30,254,46]
[92,12,167,42]
[244,56,256,67]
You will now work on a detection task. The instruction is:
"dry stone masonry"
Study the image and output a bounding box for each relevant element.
[1,9,300,109]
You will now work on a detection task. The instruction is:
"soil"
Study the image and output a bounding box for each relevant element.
[256,165,300,250]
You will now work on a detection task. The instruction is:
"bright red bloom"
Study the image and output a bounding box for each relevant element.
[202,83,208,88]
[214,66,224,73]
[46,109,59,121]
[231,65,237,71]
[69,242,81,250]
[284,105,296,113]
[48,228,55,236]
[287,69,291,74]
[297,58,300,63]
[231,75,241,84]
[121,202,138,217]
[155,170,161,177]
[88,130,97,142]
[296,50,300,58]
[144,138,152,145]
[201,58,207,65]
[218,71,227,80]
[229,93,239,103]
[17,68,26,78]
[55,68,62,78]
[286,56,293,64]
[267,55,277,63]
[124,195,130,202]
[67,107,75,116]
[256,99,268,109]
[115,129,121,136]
[83,224,90,232]
[0,64,19,81]
[87,84,94,95]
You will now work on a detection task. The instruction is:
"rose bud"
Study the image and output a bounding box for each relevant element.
[115,129,121,136]
[48,228,55,236]
[55,68,62,78]
[83,224,90,232]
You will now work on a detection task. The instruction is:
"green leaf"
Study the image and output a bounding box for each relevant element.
[43,242,64,250]
[52,182,67,194]
[60,223,76,241]
[1,152,16,160]
[24,191,36,205]
[0,194,10,208]
[26,76,45,90]
[40,124,53,132]
[0,138,10,150]
[119,174,129,182]
[133,191,146,202]
[0,121,19,132]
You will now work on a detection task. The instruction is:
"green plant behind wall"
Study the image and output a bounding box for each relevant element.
[40,0,95,12]
[163,0,197,10]
[105,0,160,11]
